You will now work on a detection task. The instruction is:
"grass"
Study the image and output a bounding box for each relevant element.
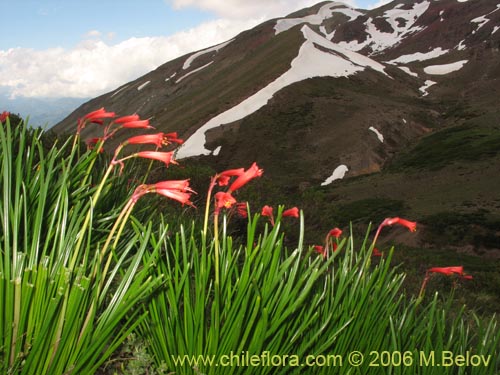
[2,113,500,374]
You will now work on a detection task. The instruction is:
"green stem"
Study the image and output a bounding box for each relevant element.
[203,178,216,238]
[70,162,114,269]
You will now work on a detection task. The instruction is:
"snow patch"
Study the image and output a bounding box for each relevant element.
[493,26,500,35]
[424,60,468,75]
[321,165,349,186]
[456,40,466,50]
[369,126,384,142]
[398,66,418,77]
[275,2,363,34]
[176,62,214,83]
[177,26,387,159]
[471,15,489,32]
[111,84,129,98]
[137,81,150,91]
[338,1,430,53]
[419,80,436,96]
[403,118,407,124]
[386,47,449,64]
[182,40,232,70]
[212,146,221,156]
[165,72,177,82]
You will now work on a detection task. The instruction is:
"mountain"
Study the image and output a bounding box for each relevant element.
[53,0,500,254]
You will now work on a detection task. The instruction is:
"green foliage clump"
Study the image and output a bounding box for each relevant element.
[390,124,500,170]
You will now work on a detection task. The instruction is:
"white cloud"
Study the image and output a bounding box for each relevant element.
[0,1,367,99]
[85,30,102,38]
[0,18,256,98]
[169,0,358,19]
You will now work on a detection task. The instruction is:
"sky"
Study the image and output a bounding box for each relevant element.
[0,0,389,101]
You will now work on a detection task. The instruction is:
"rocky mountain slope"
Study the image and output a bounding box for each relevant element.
[53,0,500,254]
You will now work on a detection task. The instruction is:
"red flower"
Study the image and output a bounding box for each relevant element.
[164,132,184,144]
[77,108,116,134]
[154,189,193,206]
[0,111,10,123]
[121,119,153,129]
[428,266,464,276]
[85,137,105,152]
[313,245,326,258]
[126,133,170,148]
[228,162,263,192]
[372,248,382,257]
[261,205,274,218]
[132,180,194,206]
[372,216,417,246]
[283,207,299,218]
[380,217,417,232]
[215,168,245,186]
[84,107,116,122]
[114,114,140,124]
[328,228,342,239]
[154,179,193,192]
[236,202,248,218]
[137,151,178,167]
[214,192,237,210]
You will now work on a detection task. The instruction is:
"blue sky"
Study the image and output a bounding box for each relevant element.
[0,0,386,100]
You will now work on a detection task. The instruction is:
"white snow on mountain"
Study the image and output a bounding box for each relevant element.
[182,39,233,70]
[177,25,387,158]
[111,84,129,97]
[386,47,449,64]
[321,165,349,186]
[419,80,436,96]
[369,126,384,142]
[176,61,214,83]
[398,66,419,77]
[274,2,363,35]
[337,1,430,53]
[137,81,151,91]
[424,60,468,75]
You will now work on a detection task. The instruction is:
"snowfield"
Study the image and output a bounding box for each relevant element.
[177,26,387,159]
[424,60,468,75]
[321,165,349,186]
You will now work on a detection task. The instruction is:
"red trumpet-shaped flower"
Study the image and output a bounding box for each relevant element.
[126,133,171,148]
[84,107,116,121]
[313,245,327,258]
[328,228,342,239]
[0,111,10,123]
[77,107,116,133]
[228,162,263,193]
[283,207,299,218]
[261,205,275,226]
[215,168,245,186]
[121,119,153,129]
[124,132,182,149]
[235,202,248,218]
[163,132,184,144]
[428,266,464,276]
[419,265,472,298]
[214,192,237,211]
[132,179,194,206]
[372,216,417,246]
[85,137,105,152]
[261,205,273,217]
[372,248,383,257]
[114,114,140,123]
[136,151,178,167]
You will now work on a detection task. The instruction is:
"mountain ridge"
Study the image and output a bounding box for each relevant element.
[52,0,500,254]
